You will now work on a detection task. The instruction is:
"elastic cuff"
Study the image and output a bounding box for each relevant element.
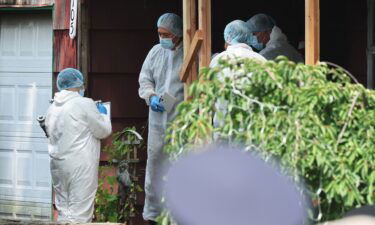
[147,93,157,105]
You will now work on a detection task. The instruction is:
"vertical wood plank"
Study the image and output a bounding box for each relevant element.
[305,0,320,65]
[183,0,197,99]
[190,0,198,83]
[183,0,191,98]
[53,0,77,77]
[77,0,90,89]
[198,0,211,69]
[188,0,197,86]
[53,0,71,30]
[53,30,77,72]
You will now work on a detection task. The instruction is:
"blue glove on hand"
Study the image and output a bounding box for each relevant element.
[150,96,165,112]
[96,103,107,115]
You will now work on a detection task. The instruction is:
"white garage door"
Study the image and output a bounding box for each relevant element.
[0,13,52,220]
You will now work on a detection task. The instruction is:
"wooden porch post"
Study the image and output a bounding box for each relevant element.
[198,0,211,68]
[180,0,211,100]
[183,0,197,98]
[78,0,90,87]
[305,0,320,65]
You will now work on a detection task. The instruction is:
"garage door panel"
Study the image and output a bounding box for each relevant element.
[0,73,52,137]
[18,85,37,122]
[16,150,33,188]
[0,21,17,57]
[20,21,35,57]
[0,61,52,73]
[0,14,52,73]
[37,20,52,57]
[0,72,52,84]
[0,149,14,187]
[35,151,50,189]
[0,189,51,203]
[0,12,52,214]
[0,140,51,201]
[0,86,15,121]
[0,127,46,138]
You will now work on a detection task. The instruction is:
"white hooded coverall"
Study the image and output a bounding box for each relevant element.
[45,90,112,223]
[210,43,266,68]
[139,43,184,221]
[210,43,266,129]
[259,26,304,63]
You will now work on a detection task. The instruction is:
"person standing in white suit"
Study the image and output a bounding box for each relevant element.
[45,68,112,223]
[138,13,184,225]
[247,13,304,63]
[210,19,266,68]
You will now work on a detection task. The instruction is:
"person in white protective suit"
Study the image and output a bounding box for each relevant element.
[210,20,266,68]
[45,68,112,223]
[210,20,266,129]
[138,13,184,224]
[247,13,304,63]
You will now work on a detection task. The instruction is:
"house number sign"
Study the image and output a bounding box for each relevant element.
[69,0,78,39]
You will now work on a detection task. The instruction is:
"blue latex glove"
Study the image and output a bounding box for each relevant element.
[96,103,107,115]
[150,96,165,112]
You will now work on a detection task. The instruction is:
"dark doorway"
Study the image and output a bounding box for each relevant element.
[89,1,182,224]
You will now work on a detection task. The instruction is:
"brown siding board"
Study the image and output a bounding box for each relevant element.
[53,30,77,72]
[100,118,148,162]
[320,0,367,85]
[90,30,157,73]
[89,74,148,118]
[53,0,70,30]
[90,0,182,30]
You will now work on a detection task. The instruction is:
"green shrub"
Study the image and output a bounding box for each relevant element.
[94,127,143,223]
[164,57,375,222]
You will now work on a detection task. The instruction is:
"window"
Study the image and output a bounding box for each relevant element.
[367,0,375,88]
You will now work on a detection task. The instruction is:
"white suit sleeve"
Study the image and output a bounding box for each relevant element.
[209,56,219,68]
[85,100,112,139]
[139,47,157,105]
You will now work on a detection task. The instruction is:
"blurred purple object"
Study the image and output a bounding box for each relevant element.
[165,145,307,225]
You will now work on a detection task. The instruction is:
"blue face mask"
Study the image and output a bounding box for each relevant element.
[160,38,175,50]
[251,37,265,51]
[79,89,85,97]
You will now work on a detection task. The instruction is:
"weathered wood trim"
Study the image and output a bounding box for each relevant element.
[180,30,204,82]
[52,0,77,74]
[198,0,211,69]
[77,0,90,88]
[182,0,197,99]
[53,0,70,30]
[53,30,77,72]
[305,0,320,65]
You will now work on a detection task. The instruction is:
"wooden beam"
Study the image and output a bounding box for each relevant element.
[77,0,90,88]
[305,0,320,65]
[198,0,211,68]
[188,0,198,84]
[183,0,197,99]
[180,30,204,82]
